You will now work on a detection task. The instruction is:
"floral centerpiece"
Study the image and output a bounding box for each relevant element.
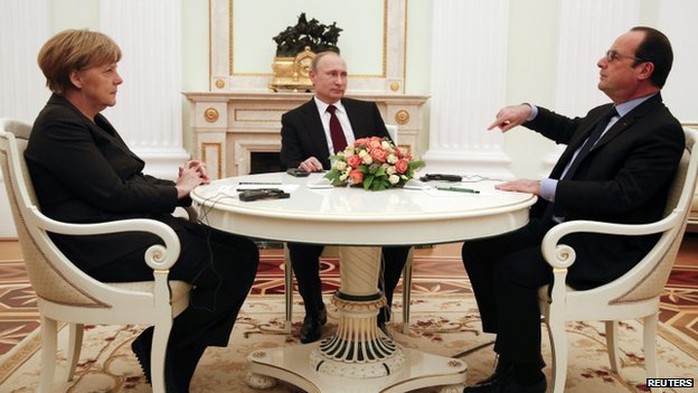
[325,137,425,191]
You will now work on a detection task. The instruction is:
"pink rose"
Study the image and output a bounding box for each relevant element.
[354,137,369,147]
[395,159,409,174]
[368,138,382,148]
[349,168,364,184]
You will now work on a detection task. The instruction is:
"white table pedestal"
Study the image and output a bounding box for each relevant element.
[245,246,467,392]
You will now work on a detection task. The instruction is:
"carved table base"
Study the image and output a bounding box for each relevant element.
[246,246,467,392]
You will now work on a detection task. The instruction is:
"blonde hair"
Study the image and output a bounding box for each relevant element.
[37,29,122,95]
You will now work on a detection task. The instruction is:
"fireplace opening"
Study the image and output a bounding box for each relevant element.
[250,151,282,174]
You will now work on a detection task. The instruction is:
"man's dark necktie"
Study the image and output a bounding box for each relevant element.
[544,107,618,221]
[327,105,348,153]
[562,107,618,180]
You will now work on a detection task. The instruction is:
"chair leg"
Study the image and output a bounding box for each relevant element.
[546,318,568,393]
[38,315,57,393]
[605,320,620,373]
[283,247,293,333]
[66,323,84,381]
[151,324,171,393]
[401,248,414,334]
[643,313,659,379]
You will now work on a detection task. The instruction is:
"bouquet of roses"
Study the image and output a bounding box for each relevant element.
[324,136,425,191]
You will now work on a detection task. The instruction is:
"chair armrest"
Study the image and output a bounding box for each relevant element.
[181,205,199,222]
[26,206,181,271]
[541,212,680,270]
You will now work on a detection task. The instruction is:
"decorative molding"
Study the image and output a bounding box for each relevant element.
[394,110,410,125]
[201,143,223,180]
[204,107,220,123]
[184,91,427,178]
[211,0,407,93]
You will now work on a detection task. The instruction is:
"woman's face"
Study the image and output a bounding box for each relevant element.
[70,62,123,113]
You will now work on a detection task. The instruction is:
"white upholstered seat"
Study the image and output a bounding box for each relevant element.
[539,127,698,393]
[0,118,193,393]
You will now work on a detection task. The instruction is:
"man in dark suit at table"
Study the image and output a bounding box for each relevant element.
[280,51,410,343]
[461,27,684,393]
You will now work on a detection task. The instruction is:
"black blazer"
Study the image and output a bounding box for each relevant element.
[25,94,186,272]
[280,97,391,170]
[526,93,684,288]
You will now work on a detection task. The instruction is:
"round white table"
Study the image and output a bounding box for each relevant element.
[191,172,536,393]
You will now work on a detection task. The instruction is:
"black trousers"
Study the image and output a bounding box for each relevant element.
[461,217,554,368]
[88,217,259,352]
[287,243,410,324]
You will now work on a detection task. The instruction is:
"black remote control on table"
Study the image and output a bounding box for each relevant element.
[419,173,463,182]
[239,188,290,202]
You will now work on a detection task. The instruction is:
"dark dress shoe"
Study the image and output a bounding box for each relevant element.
[131,327,154,385]
[300,307,327,343]
[463,373,546,393]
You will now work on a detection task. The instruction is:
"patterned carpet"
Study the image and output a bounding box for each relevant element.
[0,239,697,391]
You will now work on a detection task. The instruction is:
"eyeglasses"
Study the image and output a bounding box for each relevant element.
[605,49,645,63]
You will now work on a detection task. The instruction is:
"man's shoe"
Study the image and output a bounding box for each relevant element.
[300,307,327,343]
[463,374,546,393]
[469,372,500,389]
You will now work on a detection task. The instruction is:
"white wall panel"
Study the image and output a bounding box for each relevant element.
[100,0,189,179]
[543,0,640,174]
[0,0,50,238]
[657,0,698,123]
[423,0,512,178]
[555,0,641,116]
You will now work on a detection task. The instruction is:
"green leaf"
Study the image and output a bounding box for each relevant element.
[363,175,374,190]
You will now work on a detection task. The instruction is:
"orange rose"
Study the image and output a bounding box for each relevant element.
[370,148,388,163]
[347,155,362,168]
[349,168,364,184]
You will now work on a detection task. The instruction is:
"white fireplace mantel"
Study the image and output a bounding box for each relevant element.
[183,91,428,179]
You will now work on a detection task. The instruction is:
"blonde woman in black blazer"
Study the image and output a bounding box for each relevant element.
[25,29,259,392]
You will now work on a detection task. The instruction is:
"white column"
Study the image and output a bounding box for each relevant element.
[542,0,640,175]
[422,0,512,179]
[657,0,698,123]
[0,0,50,124]
[100,0,189,180]
[0,0,50,238]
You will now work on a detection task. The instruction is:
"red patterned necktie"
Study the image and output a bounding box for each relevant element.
[327,105,348,153]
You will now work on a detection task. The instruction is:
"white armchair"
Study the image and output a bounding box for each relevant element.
[539,128,698,393]
[0,118,192,393]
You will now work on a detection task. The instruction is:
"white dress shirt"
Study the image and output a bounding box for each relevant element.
[313,96,356,153]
